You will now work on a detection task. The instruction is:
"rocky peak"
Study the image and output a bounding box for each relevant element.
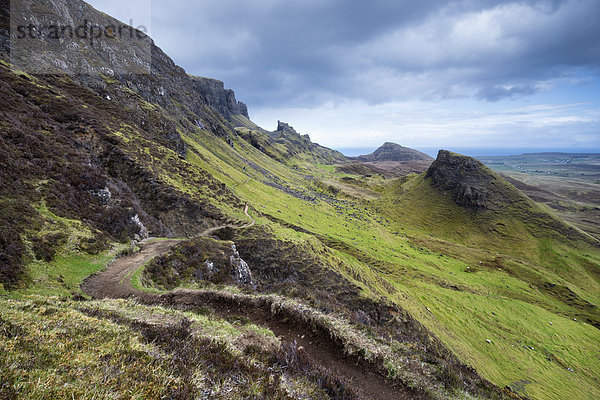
[276,121,296,133]
[356,142,432,162]
[189,76,249,119]
[276,121,311,141]
[426,150,521,210]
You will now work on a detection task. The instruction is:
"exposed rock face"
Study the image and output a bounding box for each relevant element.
[276,121,296,133]
[426,150,518,210]
[242,121,347,164]
[131,214,148,240]
[6,0,249,124]
[356,142,432,162]
[229,244,253,286]
[91,187,111,205]
[191,77,249,119]
[196,260,216,280]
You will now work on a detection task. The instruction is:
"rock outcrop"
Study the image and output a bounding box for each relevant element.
[235,121,347,165]
[190,76,249,119]
[356,142,432,162]
[276,121,298,134]
[425,150,522,210]
[229,244,253,286]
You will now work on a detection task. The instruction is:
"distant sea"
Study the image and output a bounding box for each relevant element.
[335,147,600,158]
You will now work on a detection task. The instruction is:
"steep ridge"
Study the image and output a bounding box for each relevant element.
[0,59,247,286]
[236,121,347,165]
[425,150,597,243]
[379,150,600,325]
[427,150,542,210]
[381,150,598,253]
[7,0,249,161]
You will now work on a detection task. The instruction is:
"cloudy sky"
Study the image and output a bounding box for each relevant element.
[89,0,600,156]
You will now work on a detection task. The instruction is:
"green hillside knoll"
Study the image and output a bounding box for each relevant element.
[373,172,600,399]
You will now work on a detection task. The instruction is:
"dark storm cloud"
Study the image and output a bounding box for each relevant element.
[93,0,600,107]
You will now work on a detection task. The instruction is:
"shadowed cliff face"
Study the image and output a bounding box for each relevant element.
[5,0,249,124]
[190,76,249,119]
[425,150,523,210]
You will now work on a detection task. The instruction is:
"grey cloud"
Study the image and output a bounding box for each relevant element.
[476,84,538,101]
[90,0,600,108]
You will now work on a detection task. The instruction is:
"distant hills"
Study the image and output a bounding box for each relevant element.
[337,142,432,177]
[353,142,433,162]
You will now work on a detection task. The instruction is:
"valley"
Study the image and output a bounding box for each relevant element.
[1,1,600,400]
[477,154,600,241]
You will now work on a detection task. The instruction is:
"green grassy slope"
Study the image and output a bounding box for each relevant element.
[125,112,600,399]
[371,168,600,399]
[173,136,600,398]
[2,47,600,400]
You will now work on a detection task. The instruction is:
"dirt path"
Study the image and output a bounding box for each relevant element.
[82,205,255,300]
[82,206,422,400]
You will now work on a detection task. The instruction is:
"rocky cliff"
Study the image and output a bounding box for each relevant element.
[5,0,248,123]
[237,121,347,165]
[355,142,432,162]
[190,76,249,119]
[272,121,347,163]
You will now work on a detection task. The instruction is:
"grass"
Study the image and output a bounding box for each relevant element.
[0,296,339,400]
[173,132,600,398]
[13,132,599,399]
[2,55,599,399]
[391,278,600,399]
[8,200,128,298]
[1,297,177,399]
[130,258,164,294]
[369,172,600,399]
[15,250,121,298]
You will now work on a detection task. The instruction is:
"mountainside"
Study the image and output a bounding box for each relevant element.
[236,120,348,166]
[355,142,433,162]
[9,0,249,132]
[1,1,600,400]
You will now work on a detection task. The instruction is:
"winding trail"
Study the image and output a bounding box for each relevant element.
[82,205,422,400]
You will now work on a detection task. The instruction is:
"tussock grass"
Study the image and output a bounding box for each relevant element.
[0,296,351,399]
[153,287,506,399]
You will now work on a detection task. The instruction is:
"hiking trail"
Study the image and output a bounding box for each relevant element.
[82,205,423,400]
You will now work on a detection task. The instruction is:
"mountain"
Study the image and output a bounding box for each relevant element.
[1,1,600,400]
[425,150,596,245]
[355,142,433,162]
[379,149,599,319]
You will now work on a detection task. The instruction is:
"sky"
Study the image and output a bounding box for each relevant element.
[87,0,600,156]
